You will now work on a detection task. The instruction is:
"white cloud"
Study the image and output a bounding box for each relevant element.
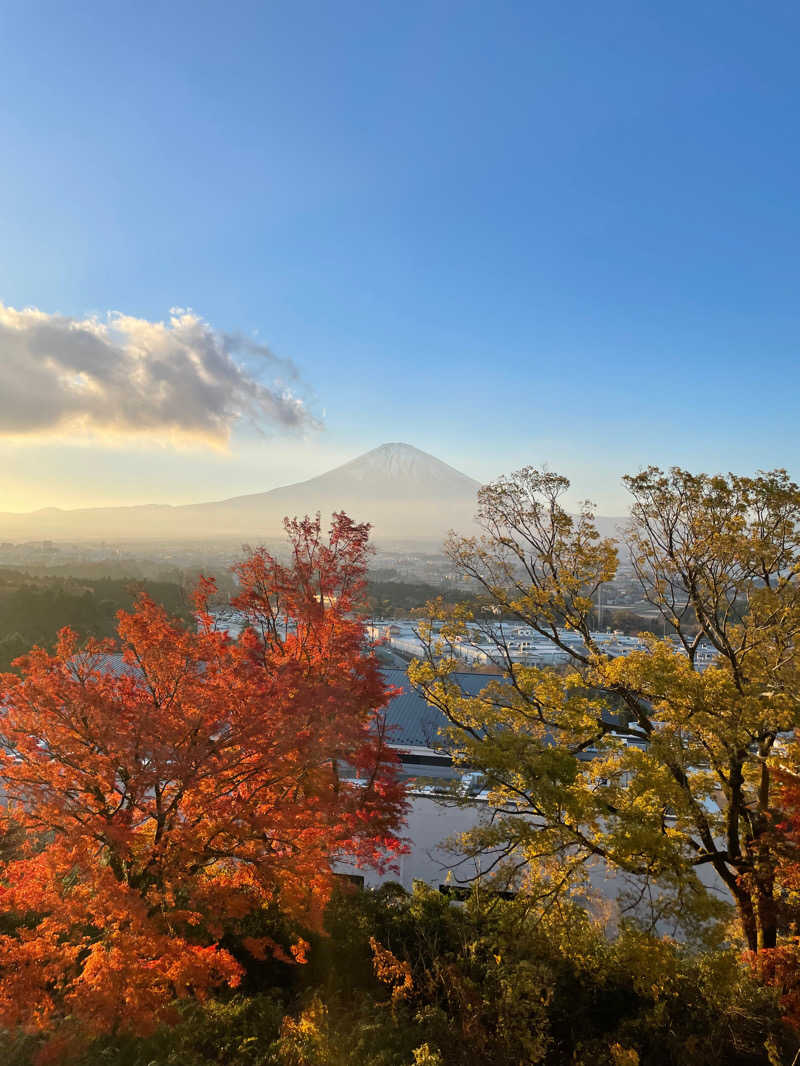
[0,303,318,445]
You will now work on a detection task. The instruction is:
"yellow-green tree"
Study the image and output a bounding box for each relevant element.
[409,467,800,952]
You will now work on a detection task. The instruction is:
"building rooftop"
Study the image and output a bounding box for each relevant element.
[380,668,493,752]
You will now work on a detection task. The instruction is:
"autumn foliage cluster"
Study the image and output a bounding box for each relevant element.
[0,514,405,1045]
[747,769,800,1033]
[5,479,800,1064]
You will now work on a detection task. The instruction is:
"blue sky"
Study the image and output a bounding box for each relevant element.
[1,1,798,514]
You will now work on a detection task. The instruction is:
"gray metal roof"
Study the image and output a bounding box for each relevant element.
[380,669,494,752]
[378,670,631,757]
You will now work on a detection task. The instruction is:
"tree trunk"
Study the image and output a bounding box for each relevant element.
[736,893,759,953]
[756,875,778,951]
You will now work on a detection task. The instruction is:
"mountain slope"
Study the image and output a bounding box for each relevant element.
[0,443,625,543]
[175,443,482,540]
[0,443,484,542]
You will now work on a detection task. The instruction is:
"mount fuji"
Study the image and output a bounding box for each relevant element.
[0,443,486,543]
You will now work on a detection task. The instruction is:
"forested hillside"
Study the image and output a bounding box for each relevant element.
[0,570,191,669]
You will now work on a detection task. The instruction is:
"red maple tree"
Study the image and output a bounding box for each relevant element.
[746,766,800,1031]
[0,513,405,1041]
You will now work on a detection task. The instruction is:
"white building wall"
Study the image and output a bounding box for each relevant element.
[335,791,495,892]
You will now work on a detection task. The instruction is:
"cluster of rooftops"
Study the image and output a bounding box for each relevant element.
[367,619,718,669]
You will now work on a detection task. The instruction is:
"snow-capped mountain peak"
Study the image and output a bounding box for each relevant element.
[320,442,479,488]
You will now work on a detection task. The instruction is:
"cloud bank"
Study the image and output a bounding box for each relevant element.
[0,304,317,446]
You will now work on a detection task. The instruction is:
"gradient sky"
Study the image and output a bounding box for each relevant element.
[1,1,799,515]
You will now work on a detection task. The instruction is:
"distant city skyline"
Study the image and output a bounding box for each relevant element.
[2,2,800,515]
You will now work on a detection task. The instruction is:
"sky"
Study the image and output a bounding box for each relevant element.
[1,0,799,515]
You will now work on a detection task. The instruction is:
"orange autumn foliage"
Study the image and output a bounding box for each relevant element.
[0,513,406,1039]
[746,766,800,1031]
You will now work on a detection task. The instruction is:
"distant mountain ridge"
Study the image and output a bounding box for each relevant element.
[0,444,482,542]
[0,443,623,543]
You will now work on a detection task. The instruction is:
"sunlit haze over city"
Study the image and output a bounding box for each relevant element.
[2,3,799,516]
